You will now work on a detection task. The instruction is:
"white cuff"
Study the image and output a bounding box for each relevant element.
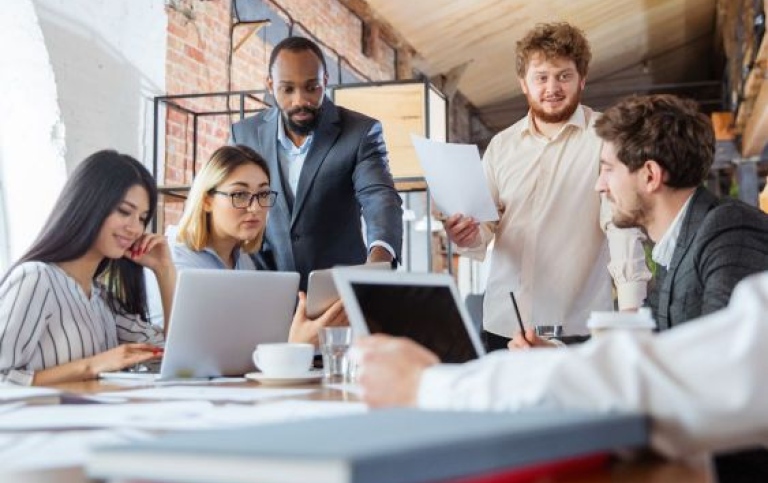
[616,281,648,310]
[369,240,396,260]
[4,369,35,386]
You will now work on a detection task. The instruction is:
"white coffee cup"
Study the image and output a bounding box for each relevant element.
[252,343,314,377]
[587,307,656,337]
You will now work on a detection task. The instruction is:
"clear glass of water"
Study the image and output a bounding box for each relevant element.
[318,327,353,382]
[534,324,563,340]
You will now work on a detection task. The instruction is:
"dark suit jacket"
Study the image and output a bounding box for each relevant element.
[648,186,768,330]
[230,97,403,289]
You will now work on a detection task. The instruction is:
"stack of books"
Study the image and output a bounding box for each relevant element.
[87,408,648,483]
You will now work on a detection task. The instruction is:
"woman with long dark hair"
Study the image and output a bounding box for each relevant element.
[0,150,175,385]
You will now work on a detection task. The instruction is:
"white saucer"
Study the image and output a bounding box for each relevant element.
[245,370,323,386]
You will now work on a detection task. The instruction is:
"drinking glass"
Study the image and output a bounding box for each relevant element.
[534,323,563,340]
[318,327,353,382]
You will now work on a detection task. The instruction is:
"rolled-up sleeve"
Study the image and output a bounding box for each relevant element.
[600,194,651,309]
[115,312,164,346]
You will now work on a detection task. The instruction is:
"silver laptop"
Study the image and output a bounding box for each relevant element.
[333,270,486,363]
[101,269,299,380]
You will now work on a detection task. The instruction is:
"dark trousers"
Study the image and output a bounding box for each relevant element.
[482,330,511,352]
[715,448,768,483]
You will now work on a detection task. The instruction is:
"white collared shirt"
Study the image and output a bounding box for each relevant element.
[418,271,768,460]
[458,105,651,336]
[651,194,695,268]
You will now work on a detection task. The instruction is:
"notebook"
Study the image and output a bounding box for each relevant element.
[100,269,299,381]
[87,408,648,483]
[333,270,485,363]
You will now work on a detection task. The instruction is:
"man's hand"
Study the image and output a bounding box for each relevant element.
[353,335,439,408]
[508,329,558,350]
[443,214,481,248]
[367,246,394,264]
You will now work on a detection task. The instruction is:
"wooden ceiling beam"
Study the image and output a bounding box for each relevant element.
[337,0,416,55]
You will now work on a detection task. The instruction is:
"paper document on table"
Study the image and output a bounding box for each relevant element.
[100,386,316,402]
[411,135,499,222]
[0,428,152,473]
[203,400,368,426]
[0,401,215,430]
[0,384,61,404]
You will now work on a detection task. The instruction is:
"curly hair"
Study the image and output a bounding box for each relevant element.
[515,22,592,78]
[594,94,714,188]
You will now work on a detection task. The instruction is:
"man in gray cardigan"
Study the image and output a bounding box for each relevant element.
[230,37,402,289]
[593,94,768,330]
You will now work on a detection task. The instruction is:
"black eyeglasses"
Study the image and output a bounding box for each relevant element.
[212,190,278,209]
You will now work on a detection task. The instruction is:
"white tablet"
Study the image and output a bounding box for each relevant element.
[333,270,486,363]
[305,262,390,318]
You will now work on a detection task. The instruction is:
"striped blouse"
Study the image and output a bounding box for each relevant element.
[0,262,164,385]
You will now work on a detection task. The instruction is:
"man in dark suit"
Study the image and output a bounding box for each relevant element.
[230,37,403,289]
[593,94,768,483]
[593,94,768,329]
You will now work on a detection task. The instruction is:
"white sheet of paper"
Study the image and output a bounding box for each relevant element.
[97,376,247,387]
[0,384,60,402]
[202,400,368,426]
[411,135,499,222]
[0,428,152,473]
[99,386,315,402]
[0,402,367,472]
[0,401,215,430]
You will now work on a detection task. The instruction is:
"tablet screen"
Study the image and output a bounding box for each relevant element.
[349,282,479,363]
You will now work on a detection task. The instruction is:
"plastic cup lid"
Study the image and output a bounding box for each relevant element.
[586,309,656,330]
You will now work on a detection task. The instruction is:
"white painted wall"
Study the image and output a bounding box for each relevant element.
[33,0,167,172]
[0,0,168,272]
[0,0,67,270]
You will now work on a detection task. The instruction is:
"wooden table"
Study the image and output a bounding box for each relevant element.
[6,379,713,483]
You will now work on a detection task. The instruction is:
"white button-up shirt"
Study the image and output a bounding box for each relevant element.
[459,105,650,336]
[651,194,694,268]
[418,271,768,460]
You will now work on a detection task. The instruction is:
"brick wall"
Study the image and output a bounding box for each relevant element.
[163,0,488,228]
[163,0,399,227]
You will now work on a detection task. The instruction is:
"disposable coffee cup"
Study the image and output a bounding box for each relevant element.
[586,308,656,337]
[252,343,314,377]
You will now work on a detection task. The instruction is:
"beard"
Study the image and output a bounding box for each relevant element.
[527,89,581,124]
[281,105,320,136]
[609,192,650,230]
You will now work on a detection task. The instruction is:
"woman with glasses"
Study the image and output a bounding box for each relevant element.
[174,145,346,345]
[0,151,174,385]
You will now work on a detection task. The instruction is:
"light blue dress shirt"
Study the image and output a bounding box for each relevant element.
[171,243,257,271]
[276,119,396,260]
[277,118,313,197]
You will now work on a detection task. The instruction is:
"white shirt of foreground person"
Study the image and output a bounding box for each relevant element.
[458,105,650,337]
[418,272,768,460]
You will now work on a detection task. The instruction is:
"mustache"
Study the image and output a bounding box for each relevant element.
[287,106,319,117]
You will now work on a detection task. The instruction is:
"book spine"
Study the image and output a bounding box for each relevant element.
[441,453,610,483]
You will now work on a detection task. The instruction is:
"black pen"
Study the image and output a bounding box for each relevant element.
[509,291,530,345]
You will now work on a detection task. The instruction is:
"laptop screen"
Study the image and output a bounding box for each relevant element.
[349,282,480,363]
